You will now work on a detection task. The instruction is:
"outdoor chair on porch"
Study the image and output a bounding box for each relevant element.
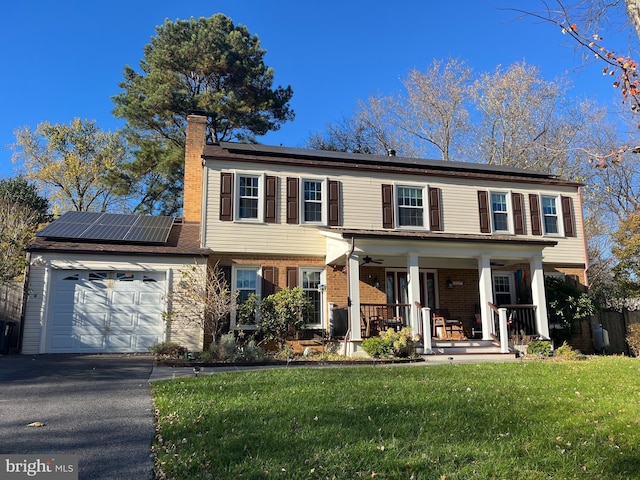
[432,309,465,340]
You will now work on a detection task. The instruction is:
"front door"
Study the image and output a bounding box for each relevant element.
[385,270,437,316]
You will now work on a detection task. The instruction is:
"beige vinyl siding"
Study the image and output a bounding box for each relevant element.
[21,265,46,354]
[203,161,585,266]
[21,253,203,354]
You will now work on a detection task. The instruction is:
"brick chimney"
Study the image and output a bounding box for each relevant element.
[183,113,207,222]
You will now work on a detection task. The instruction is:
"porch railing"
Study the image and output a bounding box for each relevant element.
[360,303,411,337]
[490,303,539,353]
[500,304,537,338]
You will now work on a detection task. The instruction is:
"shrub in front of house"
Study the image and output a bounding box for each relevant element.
[626,323,640,357]
[527,340,553,357]
[553,341,586,360]
[149,341,188,359]
[362,328,416,358]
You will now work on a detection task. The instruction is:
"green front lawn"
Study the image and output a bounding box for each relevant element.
[152,357,640,479]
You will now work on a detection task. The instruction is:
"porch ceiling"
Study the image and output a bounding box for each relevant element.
[321,228,556,266]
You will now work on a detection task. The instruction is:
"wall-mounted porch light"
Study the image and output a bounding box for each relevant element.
[447,278,454,289]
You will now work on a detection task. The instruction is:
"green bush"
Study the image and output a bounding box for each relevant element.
[362,336,392,357]
[209,332,237,361]
[149,341,187,359]
[554,341,586,360]
[626,323,640,357]
[257,287,313,346]
[527,340,553,357]
[362,328,416,358]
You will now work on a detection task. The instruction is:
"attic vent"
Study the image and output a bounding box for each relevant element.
[387,149,396,157]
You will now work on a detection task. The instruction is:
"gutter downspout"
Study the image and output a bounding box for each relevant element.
[577,186,589,287]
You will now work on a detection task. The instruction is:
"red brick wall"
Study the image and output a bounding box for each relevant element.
[184,114,207,222]
[436,269,480,321]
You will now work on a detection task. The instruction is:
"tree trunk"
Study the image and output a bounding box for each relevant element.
[626,0,640,39]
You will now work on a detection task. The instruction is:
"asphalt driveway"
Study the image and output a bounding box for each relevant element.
[0,354,156,479]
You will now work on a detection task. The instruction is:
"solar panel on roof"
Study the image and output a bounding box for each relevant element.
[36,211,175,244]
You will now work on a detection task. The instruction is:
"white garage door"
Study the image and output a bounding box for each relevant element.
[46,270,165,353]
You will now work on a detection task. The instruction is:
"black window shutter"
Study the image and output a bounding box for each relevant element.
[477,191,490,233]
[512,193,524,235]
[328,180,341,226]
[265,175,277,223]
[561,196,576,237]
[286,177,299,224]
[382,184,394,229]
[428,187,442,231]
[529,194,542,236]
[262,266,276,296]
[286,267,298,288]
[220,172,234,221]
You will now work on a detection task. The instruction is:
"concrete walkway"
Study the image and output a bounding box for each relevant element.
[148,352,520,382]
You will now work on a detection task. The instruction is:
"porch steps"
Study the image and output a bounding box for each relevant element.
[430,340,506,355]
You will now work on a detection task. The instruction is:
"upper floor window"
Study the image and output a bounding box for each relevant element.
[397,186,425,227]
[541,195,560,235]
[382,184,441,231]
[236,174,263,222]
[302,179,324,223]
[491,192,509,232]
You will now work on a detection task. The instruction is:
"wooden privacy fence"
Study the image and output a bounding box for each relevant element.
[0,281,23,324]
[590,309,640,355]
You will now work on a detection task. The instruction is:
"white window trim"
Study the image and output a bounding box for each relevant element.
[231,265,262,330]
[491,271,516,305]
[299,267,326,327]
[539,194,564,237]
[300,177,328,225]
[234,173,265,223]
[394,183,429,230]
[489,190,513,234]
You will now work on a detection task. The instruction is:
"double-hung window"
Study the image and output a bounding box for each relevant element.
[301,268,323,326]
[541,195,560,235]
[236,174,262,221]
[396,185,425,228]
[233,267,260,327]
[301,179,325,224]
[491,192,510,232]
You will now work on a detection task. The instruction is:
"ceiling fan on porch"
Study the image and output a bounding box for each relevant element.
[361,255,383,265]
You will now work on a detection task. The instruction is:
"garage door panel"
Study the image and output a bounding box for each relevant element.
[109,312,136,329]
[112,291,137,306]
[138,292,163,307]
[46,269,166,353]
[49,334,76,351]
[76,333,105,351]
[133,334,161,350]
[107,335,133,351]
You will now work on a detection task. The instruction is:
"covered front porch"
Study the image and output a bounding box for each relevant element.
[322,229,557,356]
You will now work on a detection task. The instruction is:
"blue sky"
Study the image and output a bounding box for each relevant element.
[0,1,630,179]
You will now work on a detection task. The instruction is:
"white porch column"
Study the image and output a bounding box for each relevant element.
[530,255,550,339]
[348,253,362,341]
[477,255,493,340]
[407,253,420,333]
[422,307,433,354]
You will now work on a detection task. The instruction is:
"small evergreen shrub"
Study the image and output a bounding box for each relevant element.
[554,341,586,360]
[209,332,238,361]
[149,341,187,359]
[362,328,416,358]
[527,340,553,357]
[362,336,392,357]
[626,323,640,357]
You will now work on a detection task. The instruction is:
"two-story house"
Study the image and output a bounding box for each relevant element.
[185,113,586,355]
[19,112,587,355]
